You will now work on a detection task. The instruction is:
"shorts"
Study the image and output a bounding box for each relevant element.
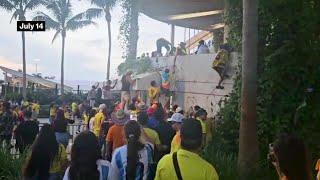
[121,91,130,102]
[213,64,226,77]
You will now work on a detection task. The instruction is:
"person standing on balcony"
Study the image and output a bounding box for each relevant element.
[87,85,97,108]
[103,79,118,106]
[121,71,135,111]
[195,40,210,54]
[156,38,172,56]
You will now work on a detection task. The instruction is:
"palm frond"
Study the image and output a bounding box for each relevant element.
[10,9,20,22]
[91,0,117,9]
[51,29,61,44]
[66,19,97,31]
[33,12,60,30]
[46,1,62,22]
[85,8,103,20]
[67,8,102,22]
[24,0,45,11]
[60,0,72,22]
[0,0,16,11]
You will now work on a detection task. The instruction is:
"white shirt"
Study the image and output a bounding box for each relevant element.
[197,44,210,54]
[63,160,111,180]
[109,145,153,180]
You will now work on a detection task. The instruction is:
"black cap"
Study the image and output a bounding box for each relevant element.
[181,119,202,140]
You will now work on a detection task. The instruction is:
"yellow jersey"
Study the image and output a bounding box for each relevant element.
[93,111,105,136]
[212,49,229,67]
[142,127,161,145]
[32,103,40,114]
[155,149,219,180]
[170,132,181,154]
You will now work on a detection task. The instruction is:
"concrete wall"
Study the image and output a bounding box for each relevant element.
[145,53,239,116]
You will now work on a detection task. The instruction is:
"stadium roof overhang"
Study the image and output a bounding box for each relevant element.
[139,0,225,31]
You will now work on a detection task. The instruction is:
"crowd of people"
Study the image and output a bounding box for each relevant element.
[1,95,319,180]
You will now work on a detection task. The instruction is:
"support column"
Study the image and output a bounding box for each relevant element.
[171,24,175,46]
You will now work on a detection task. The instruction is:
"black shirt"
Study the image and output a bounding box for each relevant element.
[121,75,131,91]
[53,119,68,133]
[15,120,39,149]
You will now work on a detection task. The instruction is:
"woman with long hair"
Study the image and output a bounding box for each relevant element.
[63,131,111,180]
[23,124,67,180]
[53,109,70,147]
[269,134,312,180]
[110,120,153,180]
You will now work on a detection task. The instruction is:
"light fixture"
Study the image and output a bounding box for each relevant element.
[169,10,224,20]
[210,23,225,30]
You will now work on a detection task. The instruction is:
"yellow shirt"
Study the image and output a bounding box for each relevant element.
[50,144,67,173]
[50,107,56,117]
[83,113,89,125]
[170,132,181,154]
[142,127,161,145]
[155,149,219,180]
[212,49,229,67]
[197,117,207,134]
[205,119,213,144]
[26,144,67,174]
[32,103,40,114]
[148,86,160,102]
[23,101,29,107]
[71,102,77,113]
[93,111,105,136]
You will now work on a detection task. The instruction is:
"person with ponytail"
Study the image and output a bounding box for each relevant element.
[63,131,111,180]
[110,120,154,180]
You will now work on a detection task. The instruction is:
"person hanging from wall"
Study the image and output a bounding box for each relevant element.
[156,38,172,57]
[148,81,161,105]
[212,44,231,89]
[161,69,171,110]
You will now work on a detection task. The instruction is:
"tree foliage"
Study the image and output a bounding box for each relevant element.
[119,0,139,60]
[213,0,320,167]
[117,57,151,76]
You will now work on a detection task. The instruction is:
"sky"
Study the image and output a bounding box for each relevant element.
[0,1,188,83]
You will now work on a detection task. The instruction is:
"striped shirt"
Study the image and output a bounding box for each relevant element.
[110,144,153,180]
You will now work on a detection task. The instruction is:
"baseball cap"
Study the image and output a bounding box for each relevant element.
[181,119,202,141]
[170,113,184,123]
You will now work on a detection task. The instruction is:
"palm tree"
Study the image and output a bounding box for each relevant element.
[33,0,96,95]
[86,0,117,80]
[0,0,45,99]
[238,0,259,176]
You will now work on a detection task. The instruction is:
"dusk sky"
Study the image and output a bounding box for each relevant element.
[0,1,188,83]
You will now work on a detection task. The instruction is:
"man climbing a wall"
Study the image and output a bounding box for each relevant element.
[212,44,231,89]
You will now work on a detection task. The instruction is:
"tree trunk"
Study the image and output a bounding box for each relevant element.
[21,31,27,99]
[61,33,65,95]
[238,0,259,176]
[127,0,139,60]
[107,20,112,80]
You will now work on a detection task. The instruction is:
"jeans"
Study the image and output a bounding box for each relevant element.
[55,132,70,147]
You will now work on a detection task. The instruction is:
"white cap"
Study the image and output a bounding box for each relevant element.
[171,113,184,123]
[99,104,106,110]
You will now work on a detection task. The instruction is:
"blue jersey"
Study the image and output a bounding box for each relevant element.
[110,144,153,180]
